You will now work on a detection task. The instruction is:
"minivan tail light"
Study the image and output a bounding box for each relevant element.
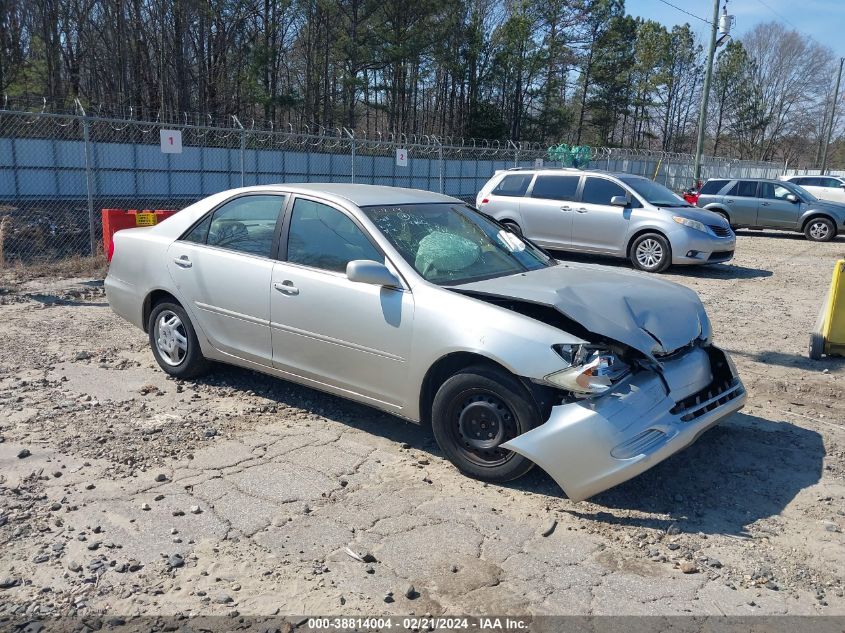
[480,198,489,205]
[107,239,115,262]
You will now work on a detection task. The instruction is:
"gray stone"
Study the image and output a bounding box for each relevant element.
[17,448,31,459]
[167,553,185,569]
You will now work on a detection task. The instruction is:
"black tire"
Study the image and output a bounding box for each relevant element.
[808,332,825,360]
[804,217,836,242]
[148,301,210,378]
[630,233,672,273]
[502,220,522,235]
[431,364,537,482]
[714,210,733,228]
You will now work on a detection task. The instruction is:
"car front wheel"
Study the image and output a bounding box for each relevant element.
[431,365,537,483]
[804,217,836,242]
[630,233,671,273]
[148,301,210,378]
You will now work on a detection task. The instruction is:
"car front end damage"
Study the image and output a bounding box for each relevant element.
[503,343,745,501]
[453,264,746,501]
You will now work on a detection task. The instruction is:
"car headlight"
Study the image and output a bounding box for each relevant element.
[546,344,630,395]
[673,216,708,233]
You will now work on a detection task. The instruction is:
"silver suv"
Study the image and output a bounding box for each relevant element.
[696,178,845,242]
[476,168,735,273]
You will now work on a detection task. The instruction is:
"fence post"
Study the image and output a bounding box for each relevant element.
[232,116,245,187]
[344,128,355,183]
[78,102,97,257]
[508,140,519,168]
[434,137,444,194]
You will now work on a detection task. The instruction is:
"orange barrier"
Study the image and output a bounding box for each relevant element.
[102,208,178,260]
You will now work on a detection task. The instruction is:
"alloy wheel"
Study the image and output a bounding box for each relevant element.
[636,238,664,269]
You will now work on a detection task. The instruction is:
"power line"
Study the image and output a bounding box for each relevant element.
[754,0,800,30]
[655,0,715,26]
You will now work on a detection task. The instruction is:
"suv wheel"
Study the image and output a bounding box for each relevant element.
[714,210,732,227]
[630,233,671,273]
[804,217,835,242]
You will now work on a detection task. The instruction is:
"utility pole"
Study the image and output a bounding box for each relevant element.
[820,57,844,175]
[693,0,724,188]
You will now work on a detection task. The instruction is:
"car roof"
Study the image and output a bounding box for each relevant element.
[500,167,638,179]
[226,183,461,207]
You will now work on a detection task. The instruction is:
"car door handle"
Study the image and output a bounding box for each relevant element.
[575,207,588,213]
[560,205,570,211]
[173,256,192,268]
[273,281,299,296]
[761,202,770,206]
[726,199,734,203]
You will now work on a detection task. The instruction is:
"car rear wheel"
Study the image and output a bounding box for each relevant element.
[148,302,210,378]
[630,233,671,273]
[431,365,537,483]
[804,217,835,242]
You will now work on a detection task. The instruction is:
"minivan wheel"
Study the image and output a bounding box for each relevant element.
[431,365,537,483]
[148,302,210,378]
[502,220,522,235]
[804,217,835,242]
[630,233,671,273]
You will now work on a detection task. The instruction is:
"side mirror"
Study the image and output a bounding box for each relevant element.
[785,193,799,203]
[346,260,401,288]
[610,195,628,207]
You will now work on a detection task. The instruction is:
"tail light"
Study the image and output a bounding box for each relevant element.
[107,239,115,262]
[480,198,489,205]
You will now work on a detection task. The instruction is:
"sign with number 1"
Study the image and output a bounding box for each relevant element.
[160,130,183,154]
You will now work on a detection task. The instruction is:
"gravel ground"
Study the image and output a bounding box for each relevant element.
[0,229,844,620]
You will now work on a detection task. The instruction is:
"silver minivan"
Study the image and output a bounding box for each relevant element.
[476,169,735,273]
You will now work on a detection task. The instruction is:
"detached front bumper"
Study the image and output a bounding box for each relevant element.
[502,346,745,501]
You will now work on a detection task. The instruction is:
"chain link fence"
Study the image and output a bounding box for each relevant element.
[0,107,784,264]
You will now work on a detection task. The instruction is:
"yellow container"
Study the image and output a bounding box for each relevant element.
[810,259,845,359]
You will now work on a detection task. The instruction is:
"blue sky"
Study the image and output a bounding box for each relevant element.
[625,0,845,58]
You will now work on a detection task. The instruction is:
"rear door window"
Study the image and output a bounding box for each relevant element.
[530,175,581,201]
[726,181,758,197]
[491,174,532,197]
[699,179,728,195]
[580,177,626,205]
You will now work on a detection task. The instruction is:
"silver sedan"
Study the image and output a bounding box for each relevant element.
[105,184,746,501]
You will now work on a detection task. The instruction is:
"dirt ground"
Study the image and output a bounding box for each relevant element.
[1,229,844,621]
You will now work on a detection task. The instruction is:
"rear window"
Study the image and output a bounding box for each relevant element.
[699,179,728,195]
[531,175,581,201]
[492,174,532,197]
[727,181,758,197]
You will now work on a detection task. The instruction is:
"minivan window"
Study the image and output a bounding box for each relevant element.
[699,179,728,195]
[580,177,627,205]
[619,176,688,207]
[727,181,758,197]
[492,174,532,197]
[531,175,580,201]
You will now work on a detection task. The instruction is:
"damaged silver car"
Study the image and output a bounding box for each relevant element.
[105,184,746,501]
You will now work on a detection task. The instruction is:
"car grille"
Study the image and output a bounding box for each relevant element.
[670,378,744,422]
[708,224,732,237]
[708,250,734,262]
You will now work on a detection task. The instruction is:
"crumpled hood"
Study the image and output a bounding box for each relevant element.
[455,264,708,357]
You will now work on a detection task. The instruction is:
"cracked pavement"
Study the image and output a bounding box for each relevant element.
[1,230,844,618]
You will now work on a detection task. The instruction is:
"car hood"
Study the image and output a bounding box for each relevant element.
[806,199,845,215]
[454,264,708,358]
[658,206,729,226]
